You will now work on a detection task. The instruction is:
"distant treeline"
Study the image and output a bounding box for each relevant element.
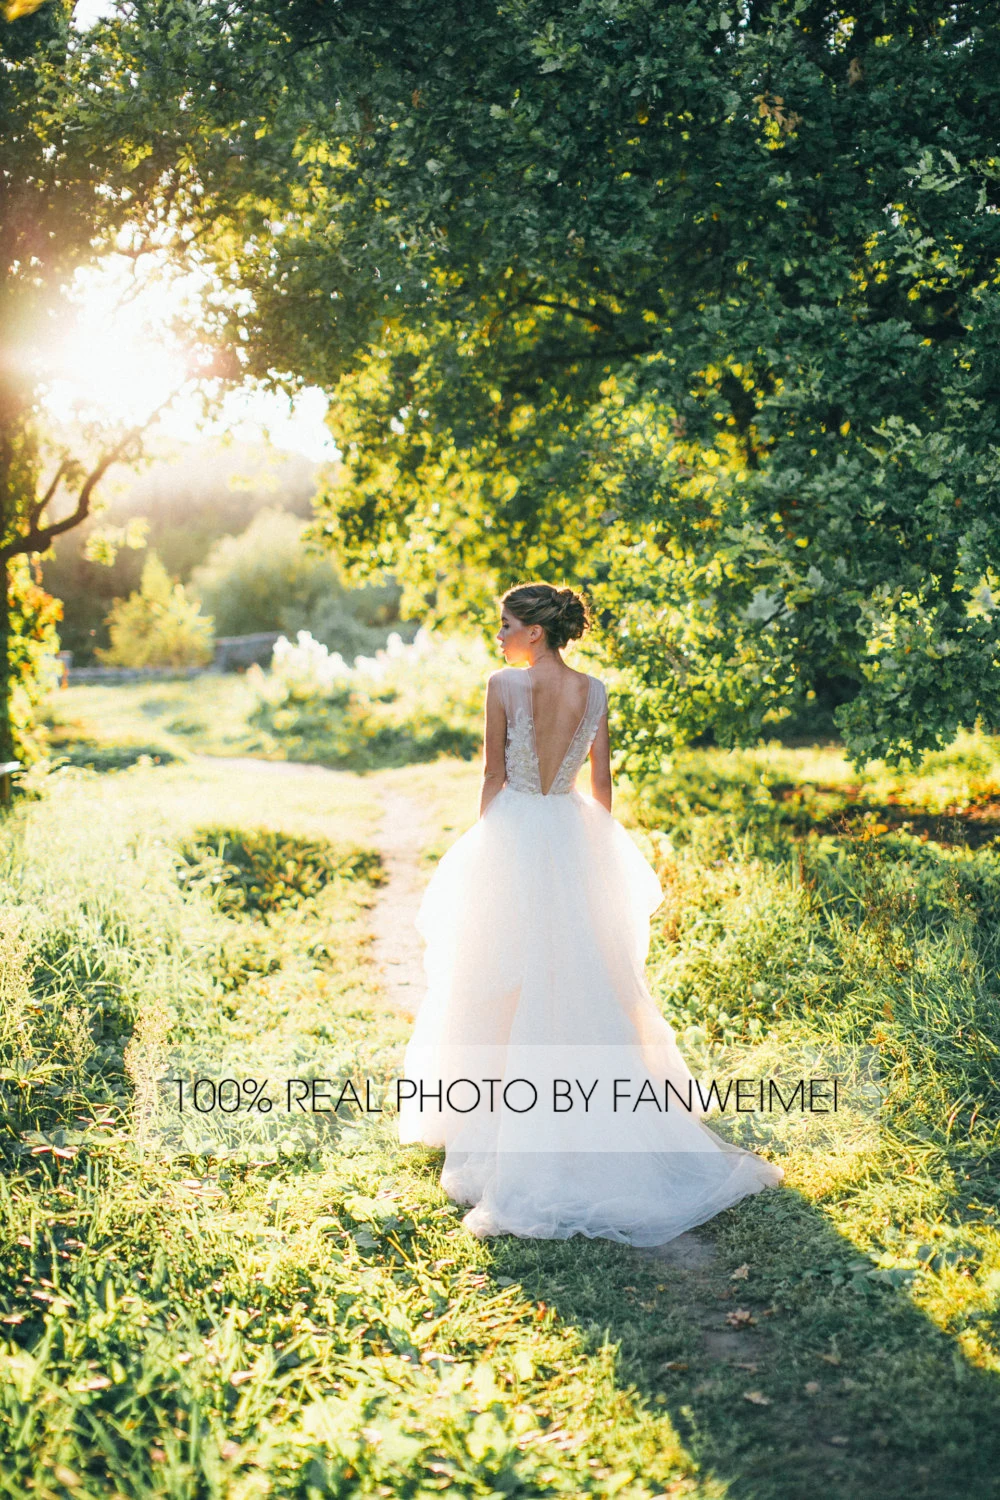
[42,439,411,666]
[42,439,318,663]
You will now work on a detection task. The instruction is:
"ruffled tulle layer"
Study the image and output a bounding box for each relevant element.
[399,786,782,1244]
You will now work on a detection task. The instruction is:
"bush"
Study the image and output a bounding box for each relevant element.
[176,825,384,913]
[97,553,214,669]
[247,628,490,769]
[40,438,320,663]
[7,555,63,765]
[189,508,411,658]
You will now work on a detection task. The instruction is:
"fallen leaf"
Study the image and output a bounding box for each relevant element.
[743,1389,771,1405]
[734,1362,758,1373]
[229,1369,255,1386]
[804,1380,821,1395]
[820,1352,841,1366]
[829,1435,849,1446]
[730,1263,750,1281]
[725,1308,756,1328]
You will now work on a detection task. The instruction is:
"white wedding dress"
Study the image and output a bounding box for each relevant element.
[398,666,783,1244]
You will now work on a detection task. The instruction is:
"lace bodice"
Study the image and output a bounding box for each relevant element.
[495,668,608,796]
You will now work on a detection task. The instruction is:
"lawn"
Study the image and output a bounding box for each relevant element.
[2,678,999,1497]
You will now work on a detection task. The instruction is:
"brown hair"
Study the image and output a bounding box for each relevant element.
[500,581,590,651]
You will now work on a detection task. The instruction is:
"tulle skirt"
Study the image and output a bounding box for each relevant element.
[399,786,783,1245]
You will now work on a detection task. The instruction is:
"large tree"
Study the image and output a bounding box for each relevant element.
[152,0,1000,765]
[0,0,235,761]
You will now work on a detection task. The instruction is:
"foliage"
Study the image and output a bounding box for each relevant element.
[53,740,180,772]
[6,555,62,765]
[621,729,1000,849]
[119,0,1000,767]
[42,440,320,663]
[247,628,491,769]
[189,507,410,658]
[97,553,214,669]
[0,0,244,756]
[176,824,384,913]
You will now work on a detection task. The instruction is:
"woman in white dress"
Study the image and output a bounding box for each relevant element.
[399,581,783,1244]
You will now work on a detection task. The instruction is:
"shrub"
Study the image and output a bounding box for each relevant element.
[189,508,410,657]
[175,825,384,913]
[97,553,214,669]
[7,555,63,765]
[246,627,489,769]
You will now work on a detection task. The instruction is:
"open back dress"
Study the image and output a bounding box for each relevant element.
[398,666,783,1243]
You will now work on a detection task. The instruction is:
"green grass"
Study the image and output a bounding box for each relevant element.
[0,755,706,1499]
[38,676,280,765]
[3,683,1000,1497]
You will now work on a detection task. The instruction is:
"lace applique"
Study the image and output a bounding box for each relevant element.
[504,703,543,794]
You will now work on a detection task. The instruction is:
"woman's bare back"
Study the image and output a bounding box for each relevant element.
[526,666,592,796]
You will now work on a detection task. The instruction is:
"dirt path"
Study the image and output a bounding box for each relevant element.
[195,756,767,1370]
[368,788,431,1017]
[193,757,430,1017]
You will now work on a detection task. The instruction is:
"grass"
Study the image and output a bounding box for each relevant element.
[0,755,706,1499]
[3,679,1000,1497]
[38,676,280,765]
[39,658,487,775]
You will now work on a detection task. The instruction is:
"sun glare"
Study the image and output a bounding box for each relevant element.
[47,324,191,430]
[42,259,201,429]
[40,257,338,462]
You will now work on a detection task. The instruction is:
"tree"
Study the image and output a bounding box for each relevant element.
[41,440,320,663]
[164,0,1000,765]
[98,552,213,668]
[0,0,238,759]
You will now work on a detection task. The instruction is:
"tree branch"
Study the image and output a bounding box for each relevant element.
[26,458,71,535]
[0,389,183,564]
[515,295,619,332]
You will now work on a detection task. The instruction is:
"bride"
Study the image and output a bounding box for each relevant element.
[398,581,783,1244]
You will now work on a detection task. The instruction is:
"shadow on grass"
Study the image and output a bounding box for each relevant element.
[480,1181,1000,1500]
[51,740,180,771]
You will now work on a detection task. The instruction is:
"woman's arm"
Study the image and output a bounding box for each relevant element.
[588,711,612,813]
[479,673,507,817]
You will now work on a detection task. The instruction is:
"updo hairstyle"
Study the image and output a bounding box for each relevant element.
[501,582,590,652]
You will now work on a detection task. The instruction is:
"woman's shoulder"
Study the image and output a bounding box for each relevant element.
[588,672,608,706]
[487,666,526,705]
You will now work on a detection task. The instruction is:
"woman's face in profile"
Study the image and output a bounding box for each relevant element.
[496,608,533,665]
